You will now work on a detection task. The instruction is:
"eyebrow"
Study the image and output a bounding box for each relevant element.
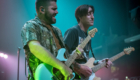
[51,7,57,9]
[88,10,93,13]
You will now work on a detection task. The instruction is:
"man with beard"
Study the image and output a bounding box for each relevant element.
[64,5,112,80]
[21,0,77,80]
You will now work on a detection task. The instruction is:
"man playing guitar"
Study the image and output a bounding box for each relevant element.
[64,4,112,80]
[21,0,83,80]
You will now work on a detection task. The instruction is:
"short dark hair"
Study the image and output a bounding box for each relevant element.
[35,0,57,12]
[75,5,94,23]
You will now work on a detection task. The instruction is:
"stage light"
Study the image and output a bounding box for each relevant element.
[0,53,8,59]
[3,54,8,59]
[0,53,4,57]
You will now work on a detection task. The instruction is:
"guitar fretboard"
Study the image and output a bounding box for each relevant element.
[65,35,91,67]
[92,52,125,73]
[79,36,91,49]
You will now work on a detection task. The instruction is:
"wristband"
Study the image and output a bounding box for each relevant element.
[76,48,82,54]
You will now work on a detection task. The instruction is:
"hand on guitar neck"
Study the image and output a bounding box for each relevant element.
[97,58,112,68]
[75,46,84,59]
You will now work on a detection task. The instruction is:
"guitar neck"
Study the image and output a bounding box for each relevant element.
[92,51,125,73]
[65,35,91,67]
[109,52,125,62]
[79,35,91,49]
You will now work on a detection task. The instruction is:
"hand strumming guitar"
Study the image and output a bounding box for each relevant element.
[97,58,112,68]
[72,62,92,78]
[71,46,92,78]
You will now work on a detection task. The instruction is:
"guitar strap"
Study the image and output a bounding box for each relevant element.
[52,26,70,58]
[52,26,65,48]
[90,41,96,59]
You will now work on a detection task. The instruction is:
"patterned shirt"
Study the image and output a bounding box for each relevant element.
[21,17,66,79]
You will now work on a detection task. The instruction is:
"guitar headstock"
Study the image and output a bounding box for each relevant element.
[124,47,135,55]
[88,28,98,37]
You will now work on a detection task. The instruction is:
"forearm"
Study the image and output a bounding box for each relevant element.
[29,42,64,70]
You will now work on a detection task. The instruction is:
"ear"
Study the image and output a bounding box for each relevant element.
[39,6,45,14]
[78,16,82,22]
[78,16,82,19]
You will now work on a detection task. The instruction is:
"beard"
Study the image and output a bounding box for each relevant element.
[45,12,56,24]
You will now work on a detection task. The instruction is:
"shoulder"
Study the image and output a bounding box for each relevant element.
[22,19,40,31]
[64,26,79,39]
[23,19,36,28]
[66,26,78,33]
[52,26,62,34]
[53,26,60,31]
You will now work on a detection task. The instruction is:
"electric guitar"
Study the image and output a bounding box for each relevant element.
[82,47,135,80]
[34,28,98,80]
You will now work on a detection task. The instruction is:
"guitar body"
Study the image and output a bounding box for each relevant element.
[35,63,55,80]
[82,58,101,80]
[81,47,135,80]
[35,48,75,80]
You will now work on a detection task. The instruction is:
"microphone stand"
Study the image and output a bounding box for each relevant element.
[17,47,21,80]
[25,57,28,79]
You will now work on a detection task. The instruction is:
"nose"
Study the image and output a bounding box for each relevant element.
[55,10,58,14]
[91,14,94,19]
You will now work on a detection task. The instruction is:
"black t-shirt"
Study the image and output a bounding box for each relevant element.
[64,25,93,64]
